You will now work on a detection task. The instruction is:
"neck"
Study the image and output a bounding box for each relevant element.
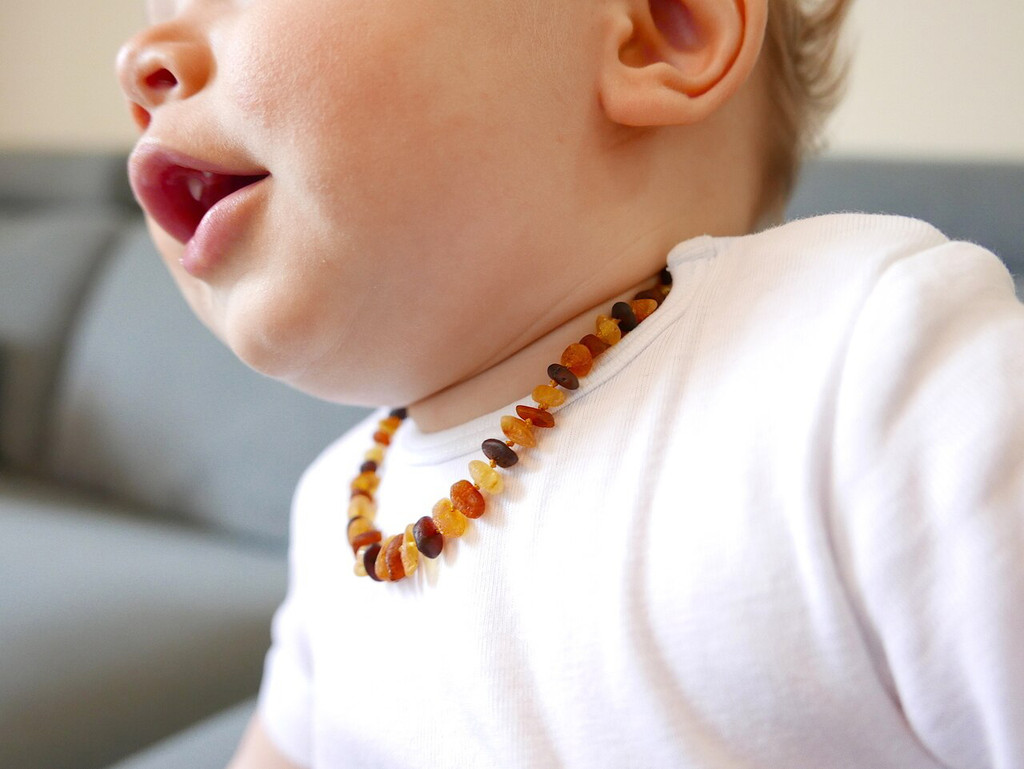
[407,271,665,433]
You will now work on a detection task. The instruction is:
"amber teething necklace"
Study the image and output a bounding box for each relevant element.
[347,269,673,582]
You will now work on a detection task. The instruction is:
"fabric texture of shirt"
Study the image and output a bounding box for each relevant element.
[258,214,1024,768]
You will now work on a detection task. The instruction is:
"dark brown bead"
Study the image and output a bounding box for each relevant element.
[611,301,638,334]
[659,267,673,286]
[633,288,664,306]
[481,439,518,468]
[579,333,611,358]
[546,363,580,390]
[413,515,444,559]
[360,460,378,474]
[516,405,555,428]
[363,543,384,581]
[389,407,408,420]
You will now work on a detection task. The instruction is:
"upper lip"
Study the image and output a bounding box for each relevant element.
[128,143,270,244]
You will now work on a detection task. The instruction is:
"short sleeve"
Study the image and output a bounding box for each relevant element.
[257,475,317,767]
[830,240,1024,768]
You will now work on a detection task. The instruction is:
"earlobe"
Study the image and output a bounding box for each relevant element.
[598,0,767,128]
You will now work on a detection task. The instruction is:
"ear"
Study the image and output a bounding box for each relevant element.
[598,0,767,127]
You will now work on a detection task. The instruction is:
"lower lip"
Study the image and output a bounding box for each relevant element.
[180,178,269,278]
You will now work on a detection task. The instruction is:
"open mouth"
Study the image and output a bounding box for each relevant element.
[129,147,270,244]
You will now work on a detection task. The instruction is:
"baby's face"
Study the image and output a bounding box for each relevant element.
[120,0,597,405]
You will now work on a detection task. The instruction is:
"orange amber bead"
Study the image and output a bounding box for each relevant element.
[383,534,406,581]
[630,298,659,323]
[579,333,610,358]
[500,416,536,448]
[351,471,380,493]
[451,480,486,519]
[596,315,622,346]
[469,460,504,494]
[350,529,382,555]
[380,416,402,433]
[560,343,593,377]
[516,405,555,428]
[400,524,420,575]
[433,499,469,537]
[532,384,566,409]
[372,430,391,446]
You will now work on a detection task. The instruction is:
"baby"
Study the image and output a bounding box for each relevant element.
[117,0,1024,767]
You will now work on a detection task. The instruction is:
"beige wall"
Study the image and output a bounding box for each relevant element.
[1,0,1023,159]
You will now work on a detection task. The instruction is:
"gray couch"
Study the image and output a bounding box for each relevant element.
[1,152,1021,769]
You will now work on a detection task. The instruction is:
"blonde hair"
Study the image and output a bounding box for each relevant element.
[760,0,854,215]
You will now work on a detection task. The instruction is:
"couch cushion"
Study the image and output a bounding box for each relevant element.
[0,479,285,769]
[46,223,368,545]
[0,209,126,469]
[103,698,255,769]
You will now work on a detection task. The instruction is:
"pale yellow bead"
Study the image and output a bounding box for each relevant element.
[400,524,419,576]
[348,495,376,521]
[365,446,385,464]
[469,460,504,494]
[532,384,566,409]
[596,315,622,346]
[433,500,469,538]
[353,545,370,577]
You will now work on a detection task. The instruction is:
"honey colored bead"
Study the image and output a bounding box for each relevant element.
[413,515,444,558]
[347,516,373,547]
[363,543,384,581]
[380,416,402,433]
[372,430,391,446]
[630,298,659,323]
[532,384,566,409]
[469,460,504,494]
[350,471,380,494]
[579,333,610,358]
[611,301,639,334]
[433,502,469,537]
[482,438,519,467]
[560,343,593,377]
[348,495,376,520]
[400,524,419,575]
[546,363,579,390]
[500,416,537,448]
[374,543,390,581]
[451,480,486,519]
[364,446,385,464]
[596,315,622,346]
[350,529,382,555]
[383,535,406,581]
[516,405,555,428]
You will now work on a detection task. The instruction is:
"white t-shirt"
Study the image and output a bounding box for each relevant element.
[258,214,1024,769]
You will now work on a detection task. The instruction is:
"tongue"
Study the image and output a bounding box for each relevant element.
[161,167,266,243]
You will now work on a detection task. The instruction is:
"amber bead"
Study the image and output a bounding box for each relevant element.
[547,363,579,390]
[659,267,672,285]
[374,543,391,581]
[351,471,380,494]
[596,315,622,346]
[363,543,384,581]
[350,528,382,555]
[354,545,370,577]
[364,446,385,464]
[451,480,486,519]
[482,438,518,468]
[612,301,639,334]
[348,515,373,544]
[579,333,610,358]
[500,416,537,448]
[347,495,376,520]
[413,515,444,558]
[359,460,378,474]
[383,535,406,581]
[560,343,593,377]
[389,407,408,419]
[633,288,664,306]
[380,416,402,433]
[469,460,504,494]
[433,499,469,537]
[372,430,391,446]
[532,384,566,409]
[400,524,420,576]
[516,405,555,428]
[630,298,659,323]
